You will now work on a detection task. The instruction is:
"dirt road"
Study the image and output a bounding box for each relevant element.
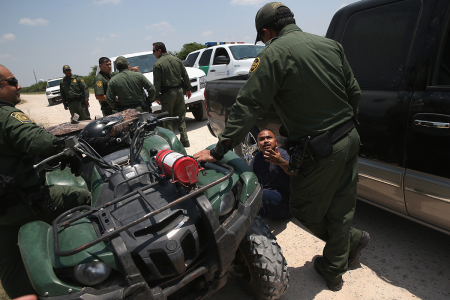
[6,94,450,300]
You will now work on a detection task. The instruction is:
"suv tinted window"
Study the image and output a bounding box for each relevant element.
[199,49,213,67]
[186,52,200,67]
[437,28,450,86]
[341,0,421,88]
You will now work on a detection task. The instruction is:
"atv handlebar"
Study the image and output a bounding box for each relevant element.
[33,136,79,172]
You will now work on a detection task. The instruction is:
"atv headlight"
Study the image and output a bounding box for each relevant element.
[219,190,236,216]
[46,91,51,95]
[73,261,112,286]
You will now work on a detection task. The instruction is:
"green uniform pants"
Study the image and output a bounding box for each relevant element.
[160,89,189,143]
[99,101,113,117]
[67,100,90,121]
[289,128,362,283]
[0,185,91,298]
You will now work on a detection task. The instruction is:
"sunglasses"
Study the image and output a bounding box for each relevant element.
[0,78,18,87]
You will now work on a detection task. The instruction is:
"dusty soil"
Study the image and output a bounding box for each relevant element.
[4,94,450,300]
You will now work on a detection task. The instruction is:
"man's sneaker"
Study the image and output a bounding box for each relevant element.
[313,256,343,292]
[348,231,370,268]
[182,141,190,148]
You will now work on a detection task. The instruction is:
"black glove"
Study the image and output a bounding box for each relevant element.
[60,153,83,177]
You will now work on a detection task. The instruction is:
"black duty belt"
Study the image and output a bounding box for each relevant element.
[120,103,141,109]
[66,97,83,103]
[161,84,182,93]
[329,118,356,145]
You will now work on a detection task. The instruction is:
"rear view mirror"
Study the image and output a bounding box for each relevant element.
[214,56,230,65]
[182,60,192,67]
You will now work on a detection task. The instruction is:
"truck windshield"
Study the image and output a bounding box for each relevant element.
[121,54,157,74]
[229,45,264,60]
[47,80,61,88]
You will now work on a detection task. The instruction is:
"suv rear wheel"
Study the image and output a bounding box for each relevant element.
[192,100,207,121]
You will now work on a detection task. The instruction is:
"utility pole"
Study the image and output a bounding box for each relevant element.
[33,69,37,84]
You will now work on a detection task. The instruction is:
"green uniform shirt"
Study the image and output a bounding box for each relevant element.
[153,53,192,100]
[60,75,89,107]
[94,71,118,96]
[106,69,156,110]
[215,24,361,155]
[0,99,57,188]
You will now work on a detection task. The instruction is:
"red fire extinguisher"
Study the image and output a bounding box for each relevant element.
[155,150,200,185]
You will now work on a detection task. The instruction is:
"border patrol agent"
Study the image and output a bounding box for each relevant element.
[94,57,115,117]
[194,2,370,291]
[153,42,192,148]
[60,65,91,121]
[0,65,91,298]
[106,56,156,113]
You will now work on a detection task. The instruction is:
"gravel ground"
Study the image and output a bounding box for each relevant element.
[3,94,450,300]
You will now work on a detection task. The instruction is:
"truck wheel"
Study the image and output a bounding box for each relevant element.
[233,217,289,300]
[233,129,258,164]
[192,100,207,121]
[48,99,55,106]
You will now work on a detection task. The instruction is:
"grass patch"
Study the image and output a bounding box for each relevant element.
[21,91,46,95]
[17,99,28,105]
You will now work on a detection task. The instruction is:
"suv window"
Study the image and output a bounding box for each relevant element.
[186,52,200,67]
[47,80,60,88]
[114,54,157,74]
[437,26,450,86]
[341,0,421,88]
[229,45,264,60]
[199,49,213,67]
[213,48,230,65]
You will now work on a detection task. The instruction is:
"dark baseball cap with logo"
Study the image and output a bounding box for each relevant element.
[254,2,294,44]
[62,65,71,71]
[115,56,129,68]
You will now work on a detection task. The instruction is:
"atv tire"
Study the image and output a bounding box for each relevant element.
[235,216,289,300]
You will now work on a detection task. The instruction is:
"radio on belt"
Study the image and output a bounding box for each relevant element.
[155,150,200,185]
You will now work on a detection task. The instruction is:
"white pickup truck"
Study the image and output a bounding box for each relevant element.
[183,43,264,81]
[46,77,63,106]
[100,51,207,121]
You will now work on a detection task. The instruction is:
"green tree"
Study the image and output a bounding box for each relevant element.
[173,42,206,60]
[21,81,47,93]
[83,65,97,88]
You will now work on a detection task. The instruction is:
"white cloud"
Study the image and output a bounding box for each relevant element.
[144,36,153,41]
[230,0,266,6]
[0,33,15,43]
[0,54,11,59]
[110,33,120,38]
[94,0,121,4]
[19,18,49,26]
[92,49,102,55]
[146,21,175,36]
[201,31,213,37]
[95,37,107,42]
[338,3,348,10]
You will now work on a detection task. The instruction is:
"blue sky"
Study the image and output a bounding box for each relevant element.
[0,0,358,87]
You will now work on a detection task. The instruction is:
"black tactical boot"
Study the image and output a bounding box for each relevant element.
[314,256,343,292]
[181,141,190,148]
[348,231,370,268]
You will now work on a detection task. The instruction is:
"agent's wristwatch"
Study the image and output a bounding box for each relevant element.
[210,147,224,161]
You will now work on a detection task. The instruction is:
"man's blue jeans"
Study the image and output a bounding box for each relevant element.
[259,189,291,219]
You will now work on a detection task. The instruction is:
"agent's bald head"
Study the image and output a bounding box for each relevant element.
[0,65,22,106]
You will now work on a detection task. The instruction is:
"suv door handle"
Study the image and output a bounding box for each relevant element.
[414,120,450,129]
[209,69,215,72]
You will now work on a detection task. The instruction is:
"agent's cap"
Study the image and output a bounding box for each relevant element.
[254,2,293,44]
[62,65,71,71]
[115,56,129,68]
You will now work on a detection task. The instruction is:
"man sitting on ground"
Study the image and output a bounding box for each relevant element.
[249,129,291,219]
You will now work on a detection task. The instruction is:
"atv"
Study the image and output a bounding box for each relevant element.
[18,110,289,300]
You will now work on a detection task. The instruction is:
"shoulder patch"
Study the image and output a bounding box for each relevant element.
[96,81,103,88]
[249,57,260,73]
[73,79,77,83]
[10,112,33,124]
[80,79,84,82]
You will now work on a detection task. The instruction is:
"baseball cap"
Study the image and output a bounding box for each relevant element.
[254,2,294,44]
[115,56,129,68]
[62,65,71,71]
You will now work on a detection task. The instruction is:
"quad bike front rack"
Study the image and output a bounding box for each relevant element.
[52,162,234,257]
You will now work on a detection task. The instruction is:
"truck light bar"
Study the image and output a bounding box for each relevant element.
[205,42,245,47]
